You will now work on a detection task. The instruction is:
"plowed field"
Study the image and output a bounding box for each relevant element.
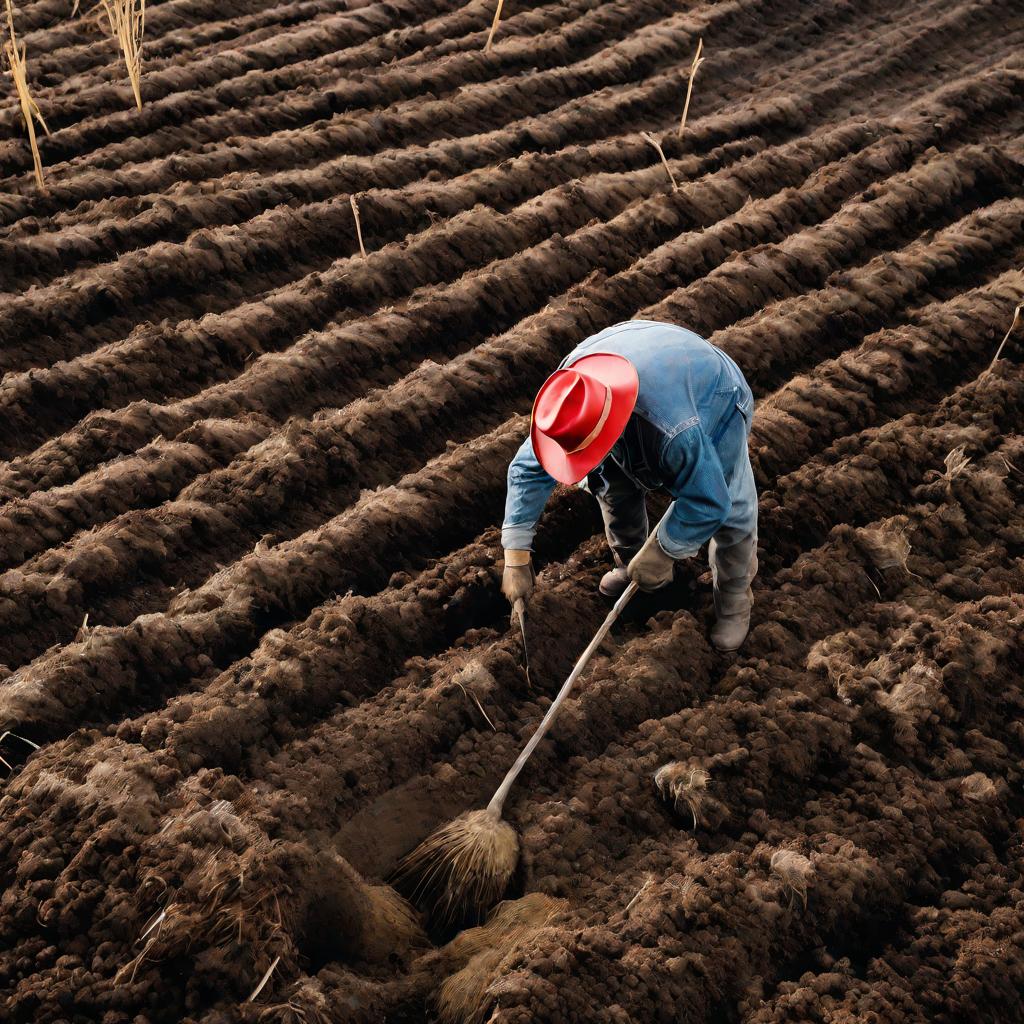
[1,0,1023,1021]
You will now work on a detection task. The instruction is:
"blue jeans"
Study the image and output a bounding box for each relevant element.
[587,405,757,614]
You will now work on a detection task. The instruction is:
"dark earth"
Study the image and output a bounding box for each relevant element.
[0,0,1022,1020]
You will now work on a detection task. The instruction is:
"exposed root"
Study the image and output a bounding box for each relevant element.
[391,808,519,926]
[770,850,812,911]
[655,762,709,829]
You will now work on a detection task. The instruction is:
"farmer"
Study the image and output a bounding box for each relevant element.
[501,319,758,652]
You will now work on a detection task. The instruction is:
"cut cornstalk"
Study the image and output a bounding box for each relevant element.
[986,301,1023,372]
[641,132,678,192]
[350,194,367,258]
[99,0,145,110]
[679,37,705,134]
[485,0,504,53]
[4,0,48,191]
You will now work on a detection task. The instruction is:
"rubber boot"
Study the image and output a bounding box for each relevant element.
[599,566,631,598]
[710,587,752,652]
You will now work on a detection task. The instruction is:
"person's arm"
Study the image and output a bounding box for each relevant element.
[501,434,558,552]
[657,425,732,558]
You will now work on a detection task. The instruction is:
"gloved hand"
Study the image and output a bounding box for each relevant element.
[501,550,535,605]
[627,536,675,591]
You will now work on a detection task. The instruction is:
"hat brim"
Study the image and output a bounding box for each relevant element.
[530,353,639,485]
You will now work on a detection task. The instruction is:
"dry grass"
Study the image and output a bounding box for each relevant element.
[99,0,145,110]
[485,0,504,53]
[4,0,49,192]
[641,131,678,192]
[679,37,705,133]
[350,194,367,258]
[390,808,519,926]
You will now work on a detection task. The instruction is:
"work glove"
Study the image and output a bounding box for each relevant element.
[501,549,535,605]
[627,536,675,591]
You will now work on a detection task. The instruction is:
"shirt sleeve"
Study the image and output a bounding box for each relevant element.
[501,434,558,551]
[656,424,732,558]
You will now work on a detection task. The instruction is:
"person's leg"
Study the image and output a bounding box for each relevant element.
[709,422,758,651]
[587,460,648,596]
[709,525,757,609]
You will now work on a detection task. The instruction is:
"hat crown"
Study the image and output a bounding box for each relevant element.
[533,369,609,453]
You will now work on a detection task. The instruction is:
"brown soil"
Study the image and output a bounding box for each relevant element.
[0,0,1022,1021]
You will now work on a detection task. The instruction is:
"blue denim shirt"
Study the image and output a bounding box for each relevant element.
[502,320,756,558]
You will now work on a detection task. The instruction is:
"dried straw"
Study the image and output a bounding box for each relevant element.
[248,955,281,1002]
[986,301,1023,372]
[350,194,367,258]
[641,132,678,192]
[4,0,48,191]
[679,37,705,134]
[484,0,504,53]
[99,0,145,110]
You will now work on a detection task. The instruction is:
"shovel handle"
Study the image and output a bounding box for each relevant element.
[487,503,674,817]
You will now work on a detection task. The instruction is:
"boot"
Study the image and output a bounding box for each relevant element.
[710,587,752,652]
[599,566,631,598]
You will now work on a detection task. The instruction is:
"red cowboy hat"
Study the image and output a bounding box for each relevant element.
[530,353,639,484]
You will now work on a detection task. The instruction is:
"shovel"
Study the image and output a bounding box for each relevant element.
[391,503,675,924]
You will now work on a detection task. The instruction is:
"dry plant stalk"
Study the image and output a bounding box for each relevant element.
[4,0,48,191]
[350,194,367,258]
[99,0,145,110]
[484,0,504,53]
[942,444,971,483]
[641,131,678,192]
[986,301,1023,372]
[679,37,705,133]
[248,955,281,1002]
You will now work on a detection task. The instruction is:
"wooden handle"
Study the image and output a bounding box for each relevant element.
[486,503,675,817]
